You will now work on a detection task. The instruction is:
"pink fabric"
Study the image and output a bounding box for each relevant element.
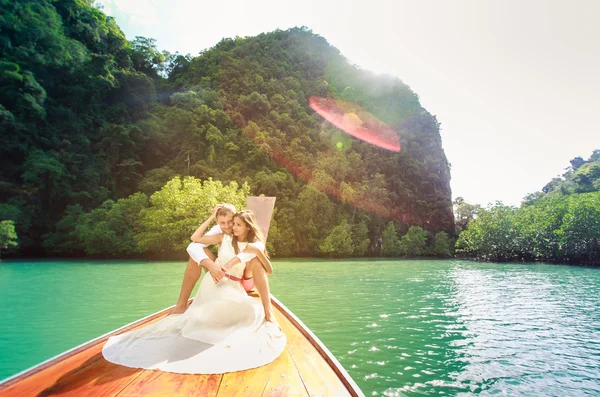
[224,274,254,291]
[224,273,242,282]
[241,277,255,292]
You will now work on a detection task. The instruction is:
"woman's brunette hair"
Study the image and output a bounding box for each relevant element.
[232,210,268,257]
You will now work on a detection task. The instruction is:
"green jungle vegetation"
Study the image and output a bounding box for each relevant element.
[455,150,600,265]
[0,0,453,259]
[1,1,597,265]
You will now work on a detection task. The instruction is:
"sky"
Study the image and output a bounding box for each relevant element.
[98,0,599,206]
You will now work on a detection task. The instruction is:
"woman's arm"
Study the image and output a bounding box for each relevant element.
[221,256,241,271]
[246,245,273,275]
[222,244,273,274]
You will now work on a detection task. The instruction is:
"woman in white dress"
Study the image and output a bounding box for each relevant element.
[102,210,286,374]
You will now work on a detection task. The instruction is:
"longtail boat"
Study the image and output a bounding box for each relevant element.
[0,197,365,396]
[0,294,364,396]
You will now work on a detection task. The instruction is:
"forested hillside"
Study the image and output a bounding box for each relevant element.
[456,150,600,265]
[0,0,454,258]
[539,151,600,196]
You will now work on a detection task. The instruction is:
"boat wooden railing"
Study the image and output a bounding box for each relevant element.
[270,295,364,397]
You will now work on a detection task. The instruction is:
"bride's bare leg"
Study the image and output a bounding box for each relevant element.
[247,257,274,322]
[171,257,203,314]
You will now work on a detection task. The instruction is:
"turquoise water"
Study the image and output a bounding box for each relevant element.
[0,259,599,396]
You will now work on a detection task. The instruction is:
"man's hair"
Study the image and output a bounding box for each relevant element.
[216,204,236,218]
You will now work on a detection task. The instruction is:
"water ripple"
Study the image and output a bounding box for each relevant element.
[2,259,599,396]
[270,260,600,396]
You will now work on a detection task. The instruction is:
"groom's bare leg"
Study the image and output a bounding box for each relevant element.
[171,257,202,314]
[171,247,217,314]
[247,257,274,322]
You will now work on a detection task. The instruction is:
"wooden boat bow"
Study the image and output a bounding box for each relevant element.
[0,295,365,396]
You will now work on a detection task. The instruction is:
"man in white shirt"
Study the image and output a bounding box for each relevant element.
[170,204,234,314]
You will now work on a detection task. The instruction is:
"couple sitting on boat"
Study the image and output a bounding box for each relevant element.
[102,204,286,374]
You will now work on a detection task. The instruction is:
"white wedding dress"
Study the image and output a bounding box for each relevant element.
[102,234,286,374]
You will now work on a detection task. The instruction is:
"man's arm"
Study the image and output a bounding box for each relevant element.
[203,247,217,262]
[193,225,222,245]
[186,224,222,282]
[190,205,222,242]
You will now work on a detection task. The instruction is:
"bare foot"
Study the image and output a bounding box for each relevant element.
[170,305,188,315]
[265,318,282,332]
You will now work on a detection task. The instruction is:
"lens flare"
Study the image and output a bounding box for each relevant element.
[240,96,408,221]
[309,96,401,152]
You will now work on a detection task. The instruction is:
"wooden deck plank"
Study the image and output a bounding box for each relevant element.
[22,354,145,397]
[261,348,309,397]
[277,314,350,397]
[215,358,273,397]
[0,313,169,397]
[0,345,104,397]
[116,370,222,397]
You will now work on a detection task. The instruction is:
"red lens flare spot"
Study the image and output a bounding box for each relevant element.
[309,96,401,152]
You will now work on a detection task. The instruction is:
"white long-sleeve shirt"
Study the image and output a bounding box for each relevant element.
[186,225,261,265]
